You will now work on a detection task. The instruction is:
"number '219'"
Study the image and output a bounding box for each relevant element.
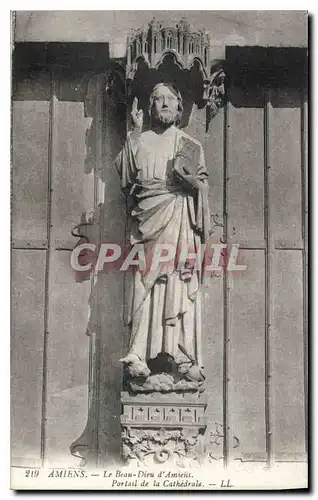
[25,469,39,477]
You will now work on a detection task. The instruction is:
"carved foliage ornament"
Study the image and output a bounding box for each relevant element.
[122,427,205,466]
[205,67,226,130]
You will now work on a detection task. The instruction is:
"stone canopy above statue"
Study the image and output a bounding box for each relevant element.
[127,17,211,77]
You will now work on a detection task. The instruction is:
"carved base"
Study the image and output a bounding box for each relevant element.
[121,392,207,466]
[128,373,204,393]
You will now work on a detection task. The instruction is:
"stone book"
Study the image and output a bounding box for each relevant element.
[173,136,201,178]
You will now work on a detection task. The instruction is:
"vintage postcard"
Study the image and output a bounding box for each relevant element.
[10,10,308,490]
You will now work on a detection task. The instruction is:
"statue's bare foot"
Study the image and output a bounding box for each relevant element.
[176,360,192,376]
[184,365,205,383]
[119,354,150,379]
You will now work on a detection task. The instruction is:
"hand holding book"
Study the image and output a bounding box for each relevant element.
[174,166,201,190]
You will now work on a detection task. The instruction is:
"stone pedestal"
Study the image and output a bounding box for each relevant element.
[121,391,207,466]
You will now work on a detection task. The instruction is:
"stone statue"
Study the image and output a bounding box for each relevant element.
[115,83,210,391]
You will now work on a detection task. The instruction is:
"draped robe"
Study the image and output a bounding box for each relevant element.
[115,125,210,367]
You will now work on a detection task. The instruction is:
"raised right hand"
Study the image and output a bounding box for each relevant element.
[131,97,143,131]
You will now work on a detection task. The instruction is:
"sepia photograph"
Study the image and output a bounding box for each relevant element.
[10,9,308,490]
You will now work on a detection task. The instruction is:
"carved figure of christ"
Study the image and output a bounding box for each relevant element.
[115,83,210,379]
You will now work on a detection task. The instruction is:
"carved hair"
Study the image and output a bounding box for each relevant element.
[149,82,183,126]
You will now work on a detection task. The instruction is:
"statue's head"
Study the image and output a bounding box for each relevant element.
[149,83,183,129]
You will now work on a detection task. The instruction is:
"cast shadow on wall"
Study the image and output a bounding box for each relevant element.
[69,69,129,467]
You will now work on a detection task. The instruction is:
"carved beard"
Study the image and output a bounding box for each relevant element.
[151,109,178,129]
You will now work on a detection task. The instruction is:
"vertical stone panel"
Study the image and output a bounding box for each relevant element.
[227,250,266,461]
[186,105,224,459]
[12,73,50,248]
[11,249,46,465]
[271,251,306,460]
[270,89,303,249]
[227,87,265,248]
[51,77,95,249]
[45,250,91,465]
